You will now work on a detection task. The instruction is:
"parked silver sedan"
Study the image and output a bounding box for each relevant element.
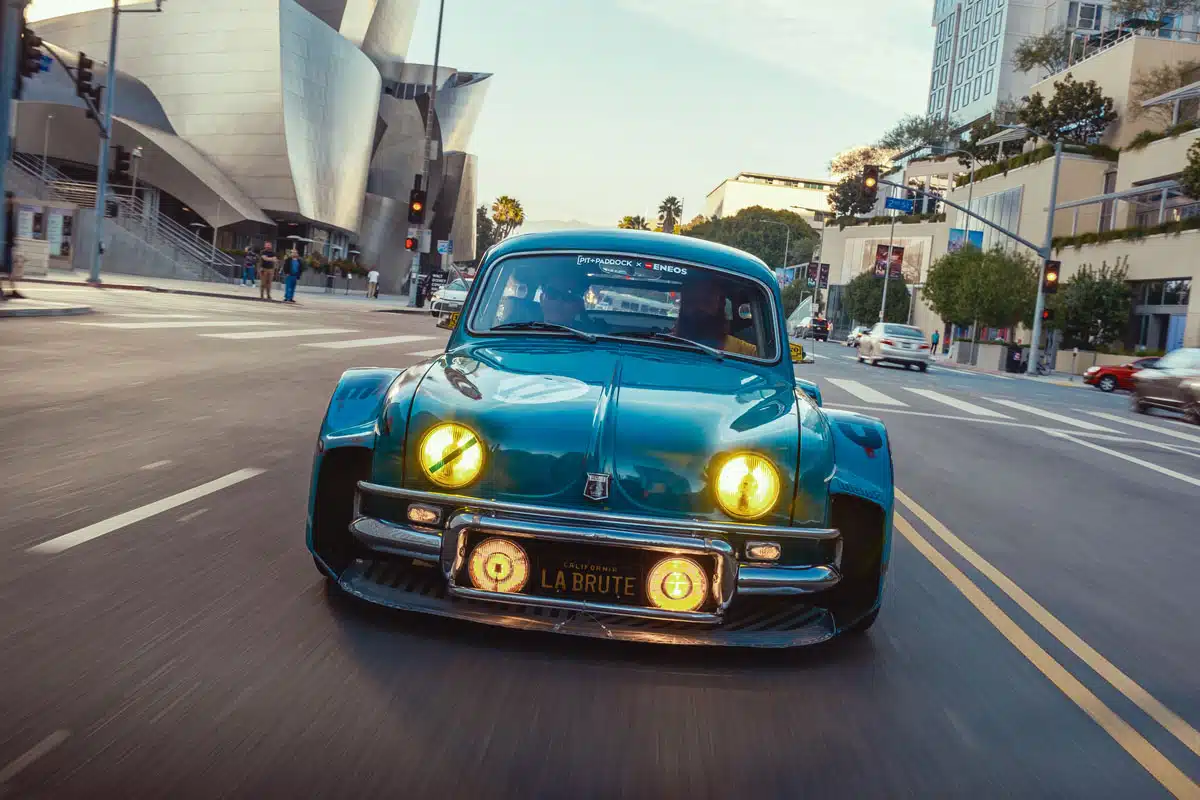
[857,322,931,371]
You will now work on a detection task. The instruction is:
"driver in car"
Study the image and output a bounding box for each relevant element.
[675,278,758,357]
[539,272,589,327]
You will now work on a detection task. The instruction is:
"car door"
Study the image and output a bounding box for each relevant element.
[1165,350,1200,406]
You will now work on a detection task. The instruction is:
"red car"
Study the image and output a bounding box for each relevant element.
[1083,357,1160,392]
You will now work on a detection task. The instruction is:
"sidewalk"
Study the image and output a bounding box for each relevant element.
[932,357,1086,388]
[0,294,93,318]
[20,270,427,313]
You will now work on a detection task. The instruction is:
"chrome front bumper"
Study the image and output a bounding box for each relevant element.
[349,483,842,625]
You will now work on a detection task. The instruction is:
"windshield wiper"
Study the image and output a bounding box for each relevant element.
[608,330,724,360]
[490,321,596,342]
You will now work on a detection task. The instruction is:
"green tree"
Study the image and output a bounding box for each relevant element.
[1111,0,1200,23]
[1180,140,1200,199]
[922,246,1039,337]
[1044,259,1132,349]
[1019,73,1117,144]
[1130,60,1200,124]
[491,195,525,240]
[618,215,649,230]
[780,280,811,318]
[827,175,876,217]
[877,113,961,151]
[843,271,911,325]
[829,145,898,177]
[682,206,816,268]
[1013,26,1070,75]
[475,205,497,257]
[657,196,683,234]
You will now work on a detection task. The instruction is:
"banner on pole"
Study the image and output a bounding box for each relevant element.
[818,263,830,289]
[948,228,984,252]
[873,245,904,279]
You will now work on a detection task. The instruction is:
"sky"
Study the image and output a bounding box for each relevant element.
[26,0,938,227]
[406,0,936,225]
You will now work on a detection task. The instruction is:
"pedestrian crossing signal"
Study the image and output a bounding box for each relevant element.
[405,236,418,251]
[1042,308,1054,321]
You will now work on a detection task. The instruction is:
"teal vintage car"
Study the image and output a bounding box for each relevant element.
[307,229,894,647]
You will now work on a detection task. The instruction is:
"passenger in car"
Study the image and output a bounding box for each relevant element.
[675,279,758,356]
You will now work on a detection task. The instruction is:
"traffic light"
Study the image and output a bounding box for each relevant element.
[861,165,880,204]
[1041,308,1055,322]
[75,53,94,98]
[20,23,44,79]
[407,188,427,224]
[113,145,132,175]
[84,86,103,120]
[1042,260,1061,294]
[404,235,418,251]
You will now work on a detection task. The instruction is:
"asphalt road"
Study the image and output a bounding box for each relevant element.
[2,286,1198,799]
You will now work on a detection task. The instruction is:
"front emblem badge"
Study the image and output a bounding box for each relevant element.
[584,472,611,501]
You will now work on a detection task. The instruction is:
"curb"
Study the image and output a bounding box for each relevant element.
[935,361,1091,388]
[20,277,426,312]
[0,303,93,318]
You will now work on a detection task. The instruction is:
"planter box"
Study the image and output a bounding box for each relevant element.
[952,341,975,364]
[974,342,1008,371]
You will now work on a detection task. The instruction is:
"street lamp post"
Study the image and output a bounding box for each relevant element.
[754,218,791,276]
[1028,137,1064,375]
[130,146,143,198]
[410,0,446,307]
[42,114,54,181]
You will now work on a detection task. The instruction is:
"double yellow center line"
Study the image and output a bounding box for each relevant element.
[895,489,1200,798]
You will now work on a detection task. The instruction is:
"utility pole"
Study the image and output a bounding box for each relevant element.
[1027,138,1063,375]
[878,213,897,322]
[41,112,53,179]
[88,0,121,284]
[0,0,29,254]
[410,0,445,306]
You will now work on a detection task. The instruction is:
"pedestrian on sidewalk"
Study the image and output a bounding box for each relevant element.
[931,330,940,355]
[258,242,278,300]
[282,248,302,303]
[367,268,380,299]
[1,192,21,300]
[242,249,257,285]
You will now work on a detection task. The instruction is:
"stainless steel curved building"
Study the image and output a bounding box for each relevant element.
[20,0,489,281]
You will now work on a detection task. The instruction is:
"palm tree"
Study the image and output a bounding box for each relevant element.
[491,195,526,240]
[658,196,683,234]
[618,215,649,230]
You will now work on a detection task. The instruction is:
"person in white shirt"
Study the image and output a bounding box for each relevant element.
[367,269,380,298]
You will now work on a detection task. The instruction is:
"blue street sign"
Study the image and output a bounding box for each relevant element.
[39,54,53,72]
[885,196,914,213]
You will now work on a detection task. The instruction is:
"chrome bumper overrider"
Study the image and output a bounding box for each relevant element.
[350,483,842,624]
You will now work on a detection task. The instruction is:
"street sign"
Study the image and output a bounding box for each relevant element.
[437,239,453,255]
[419,229,432,253]
[885,196,915,214]
[39,54,52,72]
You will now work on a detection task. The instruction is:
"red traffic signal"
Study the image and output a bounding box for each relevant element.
[1041,308,1055,321]
[404,236,417,251]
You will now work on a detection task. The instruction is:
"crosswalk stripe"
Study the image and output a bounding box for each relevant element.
[113,313,207,319]
[903,388,1013,418]
[200,328,358,340]
[65,320,286,330]
[824,378,908,406]
[303,335,435,350]
[985,398,1116,431]
[408,348,447,357]
[1086,412,1200,444]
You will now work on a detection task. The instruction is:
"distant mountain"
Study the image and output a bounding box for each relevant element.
[518,219,608,234]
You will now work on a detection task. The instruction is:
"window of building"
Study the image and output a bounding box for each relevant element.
[1068,2,1102,31]
[1163,278,1191,306]
[989,40,998,64]
[986,69,994,91]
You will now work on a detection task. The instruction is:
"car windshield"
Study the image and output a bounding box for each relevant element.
[883,324,923,338]
[1155,348,1200,369]
[468,253,779,361]
[446,279,468,291]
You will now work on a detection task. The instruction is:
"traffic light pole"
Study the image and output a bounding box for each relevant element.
[410,0,445,306]
[88,0,121,284]
[1025,138,1063,375]
[878,213,896,322]
[0,0,29,254]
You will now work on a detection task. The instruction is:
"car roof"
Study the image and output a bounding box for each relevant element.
[487,229,776,284]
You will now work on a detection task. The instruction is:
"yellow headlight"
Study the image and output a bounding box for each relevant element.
[646,556,709,613]
[419,422,484,488]
[714,453,780,520]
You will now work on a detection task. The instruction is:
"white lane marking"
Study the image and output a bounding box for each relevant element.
[113,313,206,319]
[304,335,435,350]
[808,352,829,360]
[1046,432,1200,489]
[823,378,908,406]
[0,730,70,786]
[177,508,209,524]
[841,355,861,361]
[1087,412,1200,444]
[408,348,447,357]
[985,398,1116,431]
[139,460,172,471]
[28,468,266,554]
[936,365,1016,380]
[902,388,1013,418]
[65,320,285,330]
[199,327,358,340]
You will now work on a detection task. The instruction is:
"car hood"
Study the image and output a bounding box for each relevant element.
[385,340,804,525]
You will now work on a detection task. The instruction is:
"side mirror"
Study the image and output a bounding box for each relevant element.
[795,378,823,407]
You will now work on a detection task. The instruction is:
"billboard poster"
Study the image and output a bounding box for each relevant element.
[47,210,65,256]
[17,205,39,239]
[806,262,819,288]
[818,263,830,289]
[873,245,904,279]
[948,228,984,252]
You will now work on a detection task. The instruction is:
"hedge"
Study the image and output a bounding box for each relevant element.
[954,143,1118,187]
[1052,215,1200,251]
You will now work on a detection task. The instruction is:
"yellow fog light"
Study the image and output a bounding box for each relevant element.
[646,556,708,613]
[419,422,484,488]
[467,538,529,594]
[714,453,780,520]
[745,541,782,562]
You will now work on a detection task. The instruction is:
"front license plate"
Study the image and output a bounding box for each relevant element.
[534,554,644,606]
